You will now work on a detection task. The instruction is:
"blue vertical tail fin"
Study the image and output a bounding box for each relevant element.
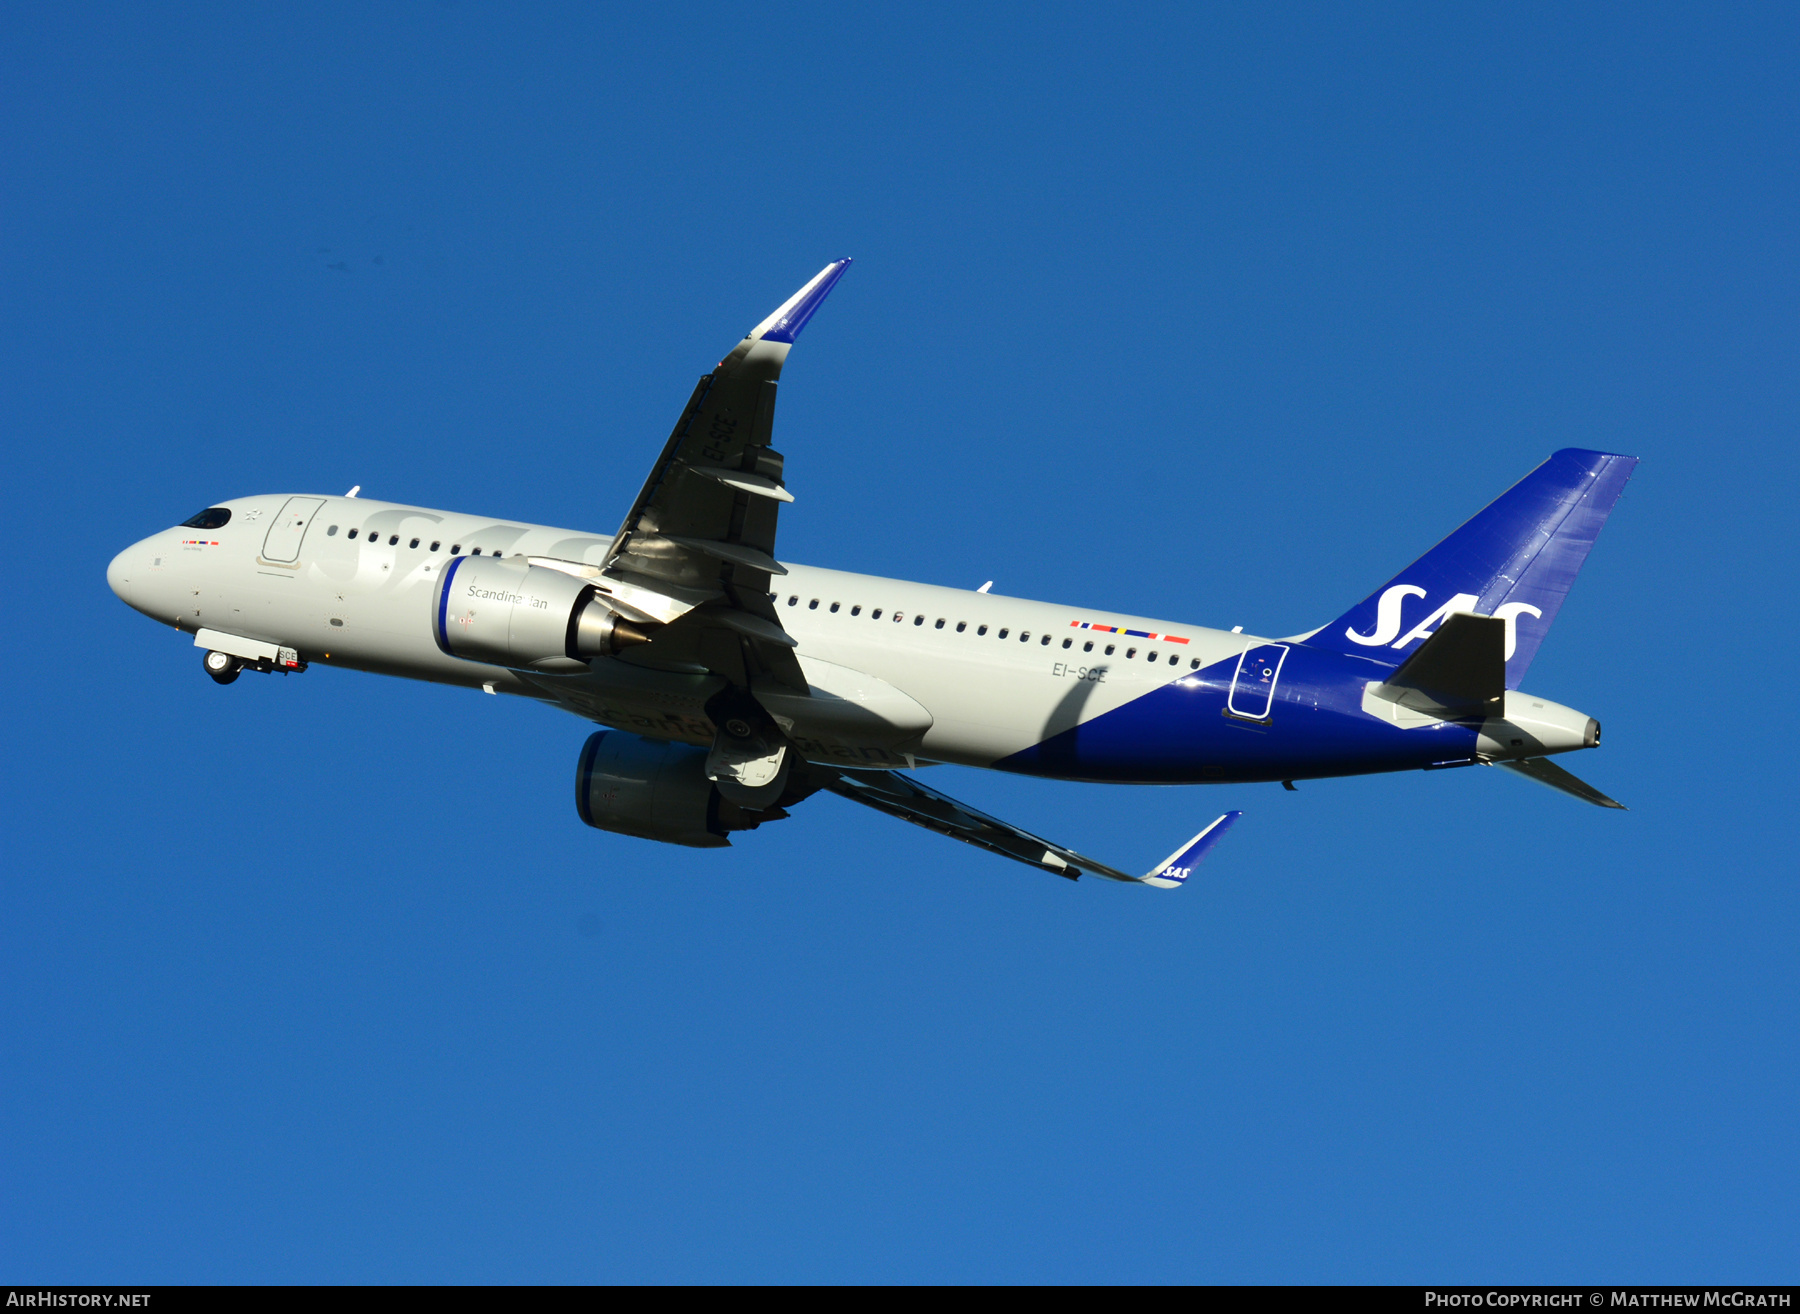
[1307,448,1638,687]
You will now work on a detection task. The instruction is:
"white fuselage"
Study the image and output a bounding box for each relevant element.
[107,493,1261,771]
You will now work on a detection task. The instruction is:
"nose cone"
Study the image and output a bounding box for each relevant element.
[108,537,169,619]
[107,545,134,603]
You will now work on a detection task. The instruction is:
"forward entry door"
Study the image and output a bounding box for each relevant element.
[1227,644,1289,721]
[262,497,326,562]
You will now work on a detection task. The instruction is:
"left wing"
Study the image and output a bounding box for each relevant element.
[828,767,1241,886]
[591,259,852,694]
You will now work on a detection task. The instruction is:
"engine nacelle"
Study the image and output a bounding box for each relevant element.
[575,731,784,848]
[432,555,649,671]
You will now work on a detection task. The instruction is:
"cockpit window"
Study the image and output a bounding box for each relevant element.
[180,508,231,530]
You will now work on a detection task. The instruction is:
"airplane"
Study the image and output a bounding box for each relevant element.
[106,259,1636,888]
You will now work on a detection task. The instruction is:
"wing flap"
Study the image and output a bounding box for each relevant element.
[660,534,788,575]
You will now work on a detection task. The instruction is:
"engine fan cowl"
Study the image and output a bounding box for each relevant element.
[432,555,650,670]
[575,731,786,848]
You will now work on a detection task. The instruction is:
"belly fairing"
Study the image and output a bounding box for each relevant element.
[995,644,1481,784]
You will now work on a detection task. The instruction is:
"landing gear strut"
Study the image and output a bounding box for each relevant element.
[703,687,793,808]
[203,649,241,685]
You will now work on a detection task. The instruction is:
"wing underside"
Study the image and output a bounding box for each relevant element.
[533,261,1247,882]
[595,260,853,692]
[827,768,1239,886]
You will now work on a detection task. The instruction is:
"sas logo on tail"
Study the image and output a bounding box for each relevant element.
[1346,585,1542,659]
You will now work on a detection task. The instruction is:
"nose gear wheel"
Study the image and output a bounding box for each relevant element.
[203,649,241,685]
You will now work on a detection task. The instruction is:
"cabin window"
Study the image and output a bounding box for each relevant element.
[430,541,441,552]
[388,535,399,546]
[1017,631,1028,642]
[348,528,359,539]
[809,599,820,610]
[1169,655,1179,665]
[1041,634,1052,645]
[787,595,798,606]
[850,605,861,616]
[871,608,882,620]
[997,628,1009,639]
[410,538,420,549]
[830,602,840,613]
[1105,644,1115,655]
[935,618,945,629]
[450,544,461,554]
[471,548,481,555]
[180,507,231,530]
[891,611,902,623]
[326,525,338,536]
[1190,658,1201,669]
[1126,648,1137,659]
[977,625,987,635]
[956,621,966,632]
[914,615,925,626]
[1147,650,1157,661]
[1083,640,1093,652]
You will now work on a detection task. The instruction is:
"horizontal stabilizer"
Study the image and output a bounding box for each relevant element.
[1495,756,1626,809]
[1142,812,1243,888]
[1370,612,1506,718]
[827,769,1240,887]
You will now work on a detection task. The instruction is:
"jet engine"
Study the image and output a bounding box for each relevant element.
[575,730,789,848]
[432,555,652,671]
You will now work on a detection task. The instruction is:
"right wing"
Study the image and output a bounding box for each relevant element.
[827,767,1241,886]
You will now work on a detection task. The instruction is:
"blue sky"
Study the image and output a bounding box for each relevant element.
[3,2,1796,1283]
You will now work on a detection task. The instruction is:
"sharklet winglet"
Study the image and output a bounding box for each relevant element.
[1142,811,1243,889]
[749,259,853,345]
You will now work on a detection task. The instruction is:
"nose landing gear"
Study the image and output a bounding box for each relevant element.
[201,643,307,683]
[203,649,241,684]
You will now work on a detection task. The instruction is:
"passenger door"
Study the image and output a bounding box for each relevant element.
[262,497,326,563]
[1227,643,1289,721]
